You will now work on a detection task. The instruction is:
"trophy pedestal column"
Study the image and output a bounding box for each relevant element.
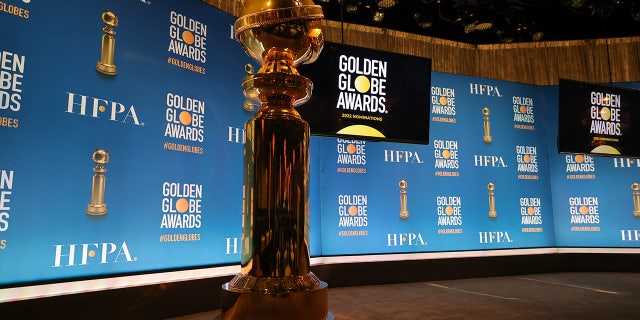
[219,107,330,320]
[219,280,330,320]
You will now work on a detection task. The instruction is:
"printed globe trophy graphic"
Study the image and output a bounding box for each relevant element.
[219,0,330,319]
[87,148,109,216]
[399,179,409,219]
[487,182,497,218]
[632,183,640,217]
[96,10,118,76]
[482,107,492,143]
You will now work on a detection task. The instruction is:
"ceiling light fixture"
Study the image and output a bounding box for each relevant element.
[459,9,493,33]
[566,0,586,8]
[496,28,515,43]
[470,10,494,31]
[531,30,544,41]
[474,21,493,31]
[376,0,397,9]
[372,10,385,22]
[412,7,433,29]
[464,22,476,33]
[343,0,360,14]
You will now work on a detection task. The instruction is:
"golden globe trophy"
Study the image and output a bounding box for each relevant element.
[482,107,492,143]
[632,183,640,217]
[96,10,118,76]
[219,0,330,319]
[487,182,497,219]
[399,179,409,219]
[87,148,109,216]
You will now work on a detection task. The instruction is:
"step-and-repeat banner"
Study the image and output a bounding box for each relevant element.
[318,73,556,255]
[2,0,640,288]
[0,0,257,285]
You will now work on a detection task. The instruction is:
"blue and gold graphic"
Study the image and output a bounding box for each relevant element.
[1,0,640,290]
[0,0,250,286]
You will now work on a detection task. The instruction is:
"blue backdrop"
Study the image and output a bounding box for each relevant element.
[1,0,639,287]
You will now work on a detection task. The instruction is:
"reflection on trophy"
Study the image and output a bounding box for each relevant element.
[87,148,109,216]
[219,0,329,319]
[242,64,255,112]
[487,182,497,218]
[96,10,118,76]
[632,183,640,217]
[399,179,409,219]
[482,107,492,143]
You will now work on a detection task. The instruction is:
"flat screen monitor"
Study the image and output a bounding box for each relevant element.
[298,42,432,145]
[558,78,640,157]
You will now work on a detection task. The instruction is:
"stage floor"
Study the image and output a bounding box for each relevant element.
[168,272,640,320]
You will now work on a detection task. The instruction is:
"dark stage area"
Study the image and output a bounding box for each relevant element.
[170,272,640,320]
[3,252,640,319]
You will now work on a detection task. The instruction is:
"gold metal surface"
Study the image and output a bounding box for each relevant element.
[220,282,329,320]
[87,148,109,216]
[234,0,323,66]
[220,0,328,318]
[96,10,118,76]
[632,183,640,217]
[242,50,313,107]
[482,107,492,143]
[240,114,312,279]
[399,180,409,219]
[487,182,497,219]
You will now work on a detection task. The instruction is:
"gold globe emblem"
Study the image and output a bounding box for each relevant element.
[92,148,109,166]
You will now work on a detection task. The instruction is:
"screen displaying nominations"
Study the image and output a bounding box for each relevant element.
[558,78,640,157]
[298,42,432,145]
[1,0,640,290]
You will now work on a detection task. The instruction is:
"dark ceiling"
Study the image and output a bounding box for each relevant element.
[313,0,640,44]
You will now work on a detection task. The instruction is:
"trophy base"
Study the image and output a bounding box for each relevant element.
[96,62,117,76]
[483,137,492,143]
[86,204,107,216]
[219,279,330,320]
[634,211,640,217]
